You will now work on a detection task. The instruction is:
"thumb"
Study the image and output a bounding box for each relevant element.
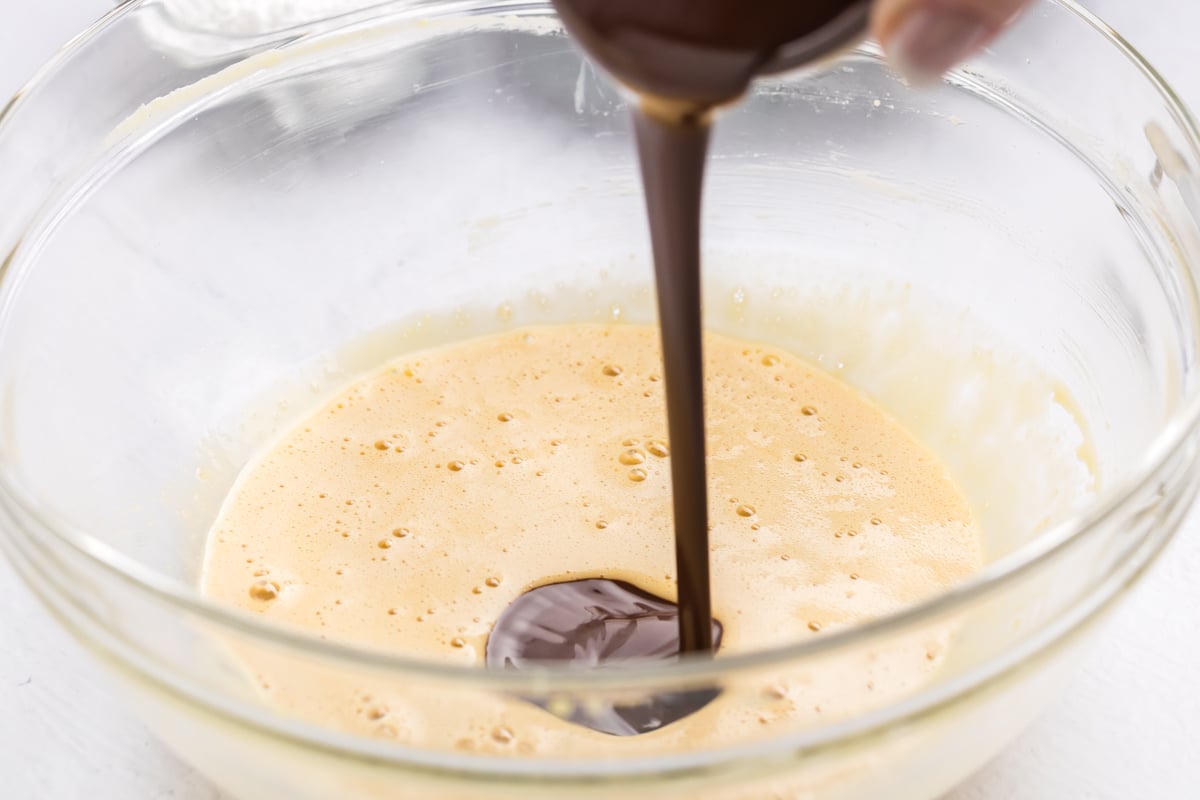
[871,0,1031,84]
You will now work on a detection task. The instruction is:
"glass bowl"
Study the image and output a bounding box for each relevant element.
[2,1,1199,798]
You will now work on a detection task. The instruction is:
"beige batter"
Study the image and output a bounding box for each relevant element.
[203,324,982,754]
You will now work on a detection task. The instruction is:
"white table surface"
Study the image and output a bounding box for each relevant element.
[3,2,1199,798]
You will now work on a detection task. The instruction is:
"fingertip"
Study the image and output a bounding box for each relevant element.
[881,6,995,85]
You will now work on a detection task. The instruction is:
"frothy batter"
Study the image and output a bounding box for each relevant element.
[203,323,981,752]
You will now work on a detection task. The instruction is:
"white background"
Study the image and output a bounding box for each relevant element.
[2,2,1199,798]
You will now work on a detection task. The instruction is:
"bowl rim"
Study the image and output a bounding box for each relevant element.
[1,0,1199,695]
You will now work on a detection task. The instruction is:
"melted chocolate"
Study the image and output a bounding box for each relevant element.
[486,579,723,736]
[548,0,867,658]
[484,0,868,735]
[552,0,870,106]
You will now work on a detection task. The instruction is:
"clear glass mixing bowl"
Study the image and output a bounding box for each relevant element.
[1,1,1199,798]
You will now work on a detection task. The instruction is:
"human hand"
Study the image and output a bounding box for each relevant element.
[871,0,1033,83]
